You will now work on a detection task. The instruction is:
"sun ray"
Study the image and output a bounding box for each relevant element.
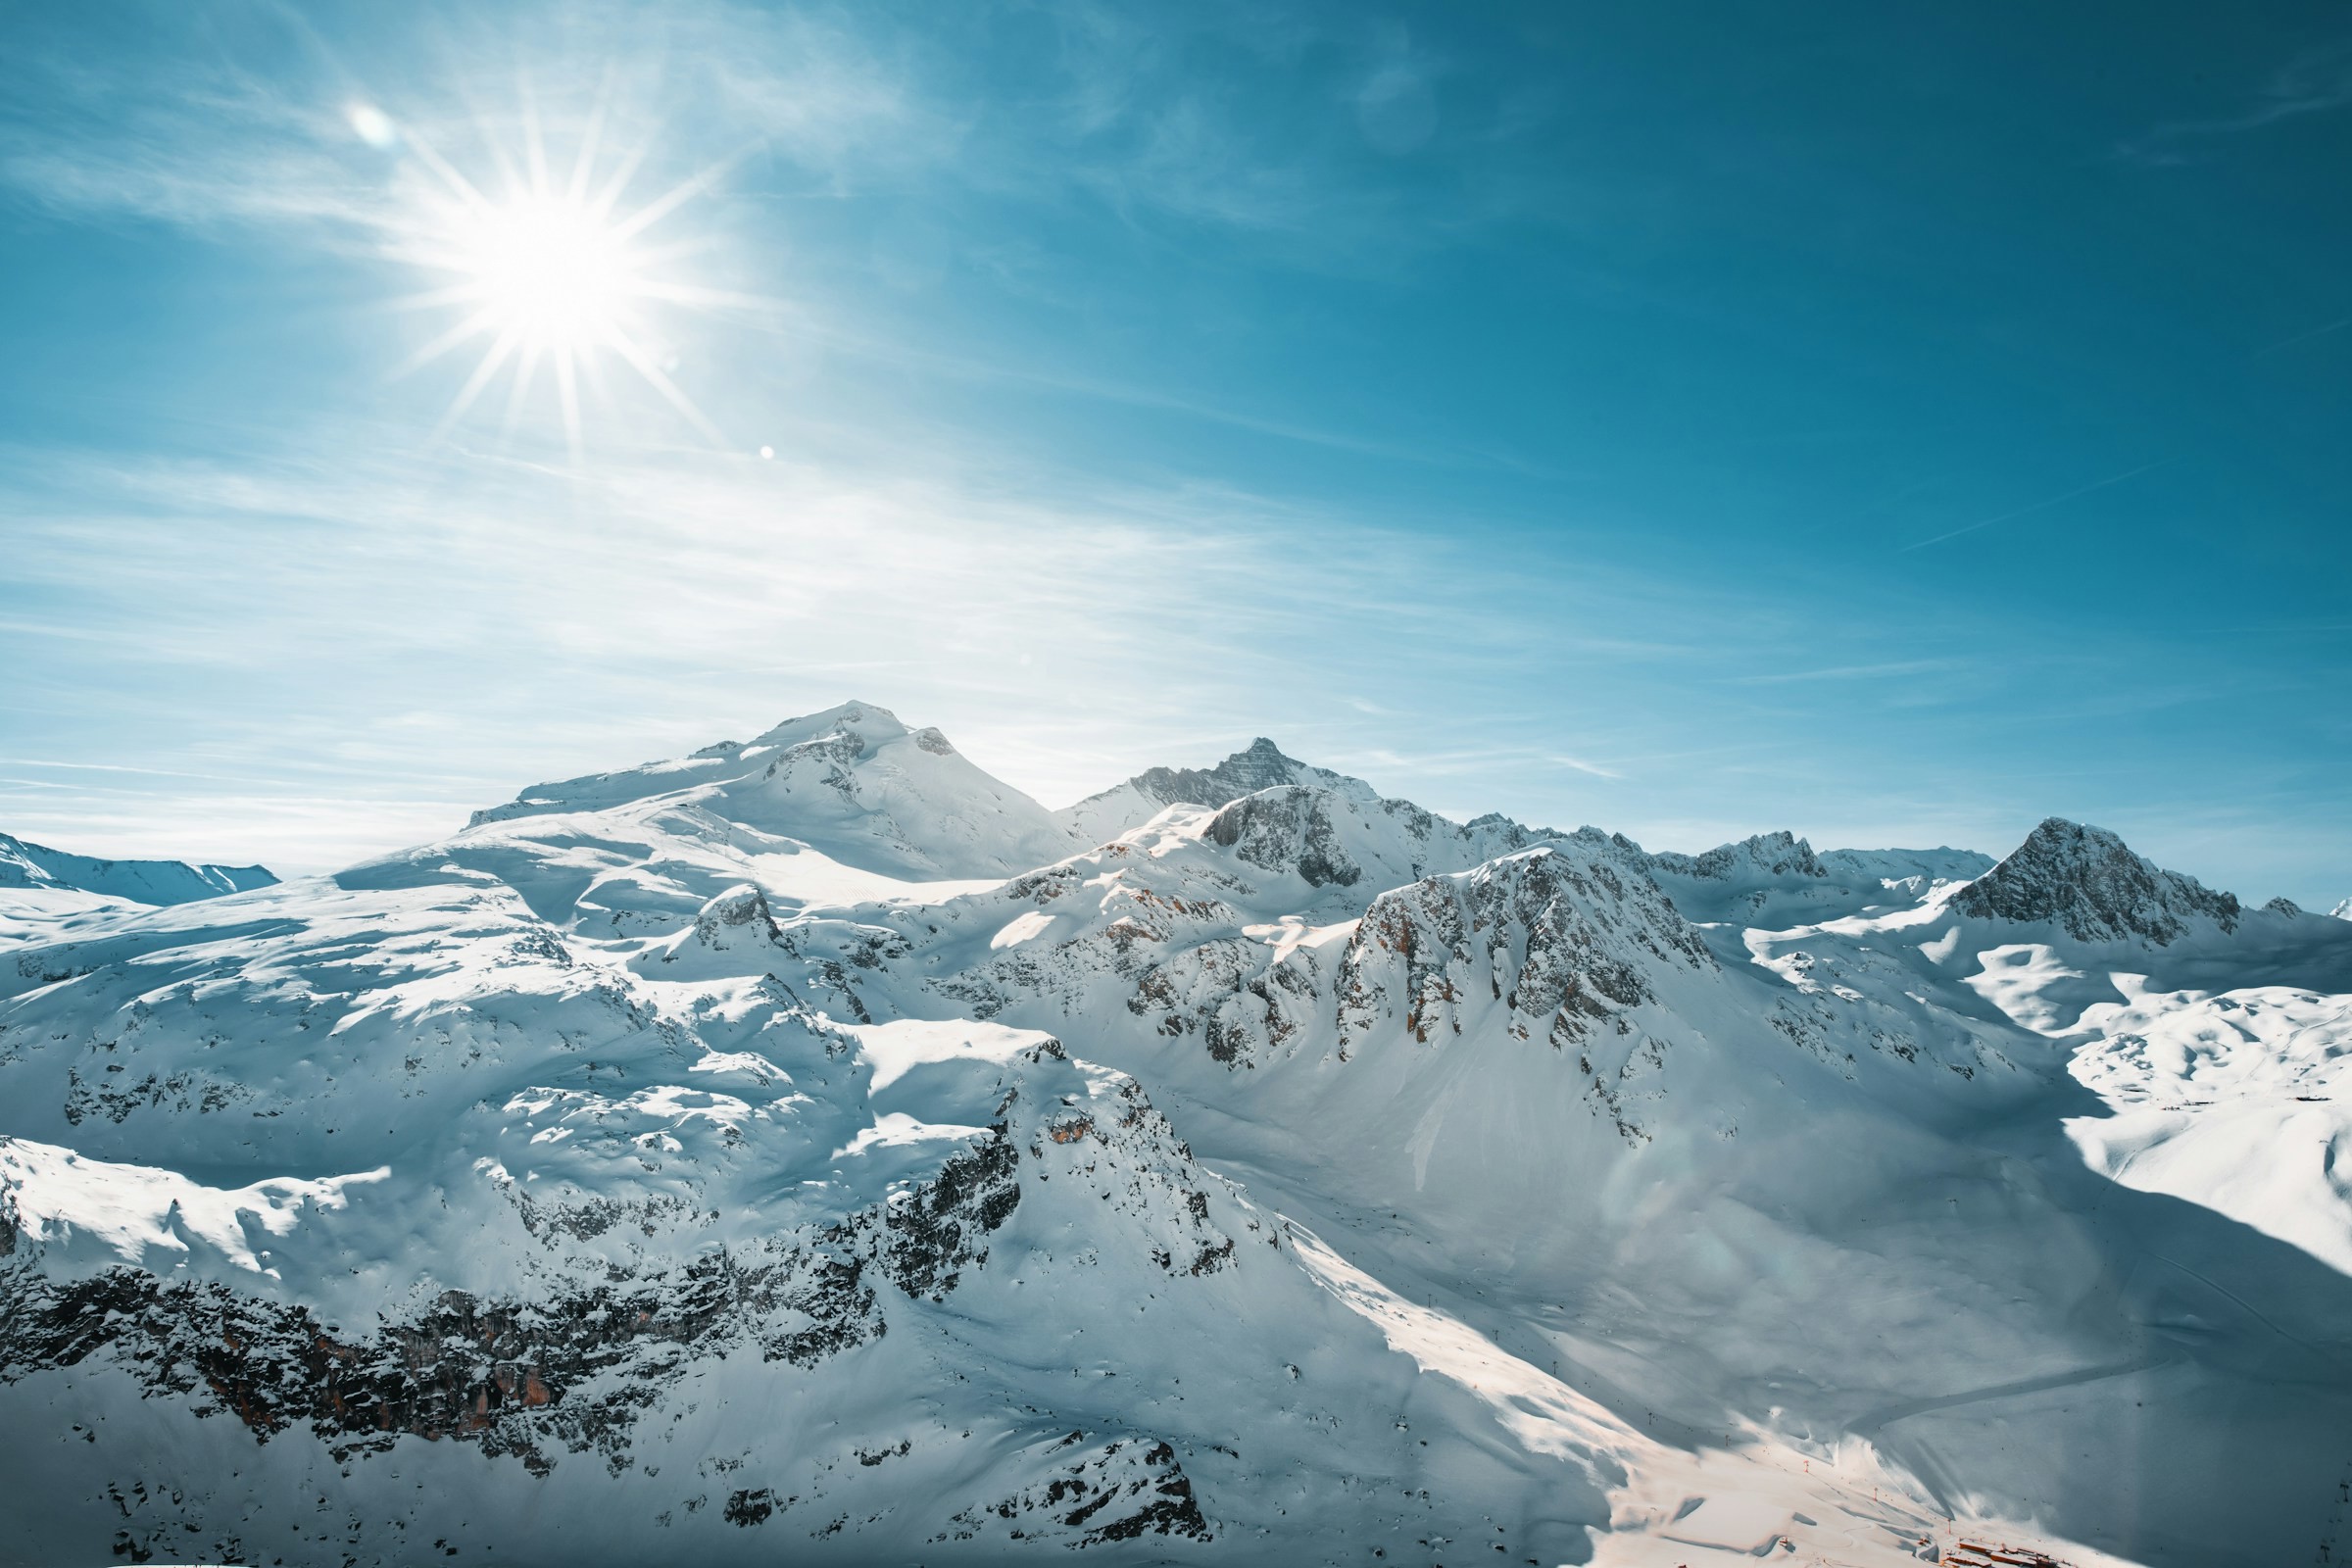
[589,141,651,222]
[597,322,723,444]
[436,326,524,436]
[625,281,779,313]
[554,344,584,466]
[384,280,496,313]
[621,234,722,270]
[389,303,503,380]
[519,76,551,200]
[608,150,748,247]
[566,74,615,205]
[398,125,494,218]
[500,340,544,443]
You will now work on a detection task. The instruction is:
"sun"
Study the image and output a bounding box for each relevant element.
[455,192,633,352]
[360,97,737,454]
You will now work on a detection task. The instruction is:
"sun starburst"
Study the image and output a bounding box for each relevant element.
[360,94,741,457]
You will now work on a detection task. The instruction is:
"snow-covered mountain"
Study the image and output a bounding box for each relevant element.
[3,704,2346,1568]
[0,829,273,906]
[471,702,1080,881]
[0,830,277,949]
[1947,817,2241,944]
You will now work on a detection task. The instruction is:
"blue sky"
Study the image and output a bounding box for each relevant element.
[2,2,2347,904]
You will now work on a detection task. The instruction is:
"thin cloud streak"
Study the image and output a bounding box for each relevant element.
[1898,459,2176,552]
[1734,660,1959,685]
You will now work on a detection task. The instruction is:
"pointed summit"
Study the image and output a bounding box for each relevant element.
[1055,737,1379,846]
[1951,817,2240,945]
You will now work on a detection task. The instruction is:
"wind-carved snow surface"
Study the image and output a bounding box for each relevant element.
[0,1139,387,1276]
[2,702,2349,1567]
[2064,982,2352,1272]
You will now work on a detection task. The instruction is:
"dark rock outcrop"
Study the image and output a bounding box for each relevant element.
[1951,818,2239,945]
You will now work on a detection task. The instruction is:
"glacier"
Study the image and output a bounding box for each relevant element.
[1,700,2346,1567]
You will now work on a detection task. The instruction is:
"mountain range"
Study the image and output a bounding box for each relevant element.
[2,701,2348,1567]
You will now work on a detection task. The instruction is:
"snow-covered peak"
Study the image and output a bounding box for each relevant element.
[463,701,1077,882]
[1196,782,1563,907]
[2333,898,2352,921]
[744,699,932,753]
[1139,736,1373,809]
[1650,829,1825,883]
[1055,736,1379,845]
[1950,816,2240,945]
[0,829,274,906]
[1635,831,1984,925]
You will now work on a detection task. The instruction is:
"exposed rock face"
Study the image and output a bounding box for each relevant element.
[1128,738,1330,817]
[644,883,792,979]
[1336,844,1715,1053]
[0,1114,1031,1478]
[1204,788,1364,888]
[950,1433,1210,1547]
[1951,817,2240,944]
[0,1248,872,1478]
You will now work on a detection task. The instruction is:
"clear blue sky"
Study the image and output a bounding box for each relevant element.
[2,2,2347,905]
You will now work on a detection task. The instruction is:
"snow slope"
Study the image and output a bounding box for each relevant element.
[0,831,278,958]
[0,828,275,956]
[5,705,2348,1567]
[470,702,1079,881]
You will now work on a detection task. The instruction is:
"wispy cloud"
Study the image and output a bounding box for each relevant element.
[0,420,1962,868]
[0,1,937,238]
[1732,660,1959,686]
[0,759,255,783]
[2117,37,2352,165]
